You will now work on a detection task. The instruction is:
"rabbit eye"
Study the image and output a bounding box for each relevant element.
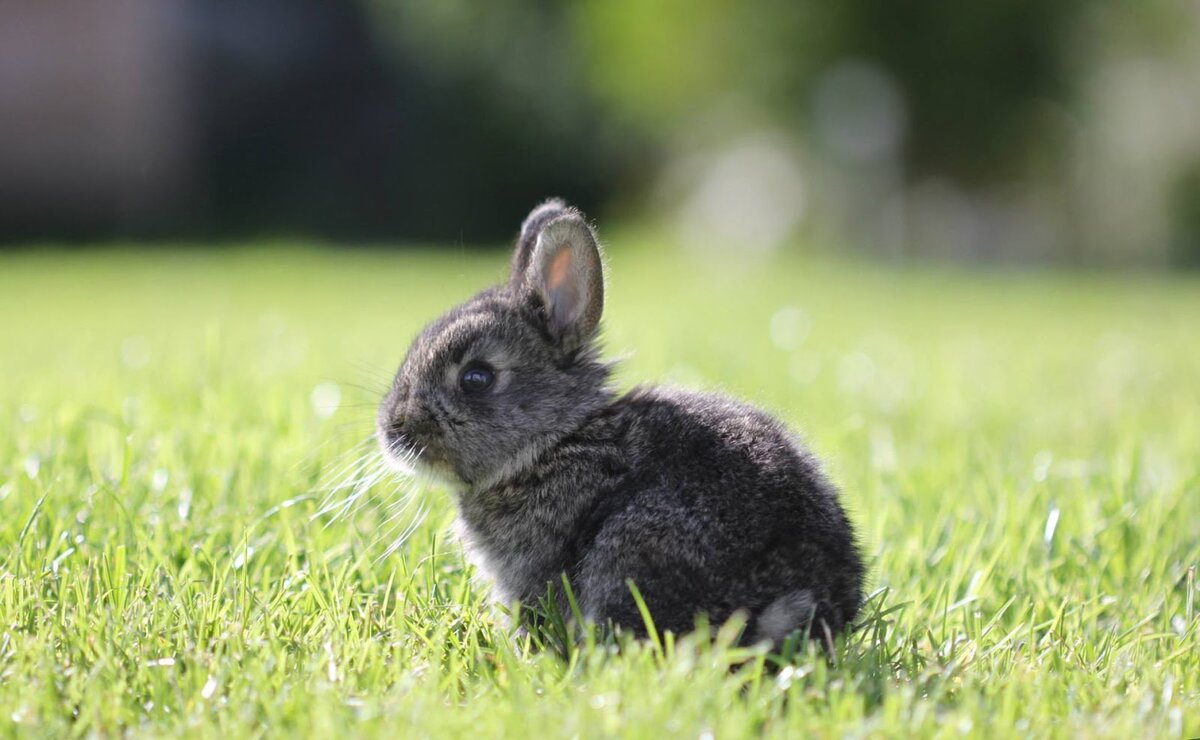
[459,362,495,393]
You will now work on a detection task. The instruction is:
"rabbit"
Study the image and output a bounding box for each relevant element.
[377,199,864,646]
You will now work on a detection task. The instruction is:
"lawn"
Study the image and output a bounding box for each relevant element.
[1,239,1197,738]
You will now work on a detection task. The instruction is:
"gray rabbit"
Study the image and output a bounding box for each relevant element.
[377,199,864,646]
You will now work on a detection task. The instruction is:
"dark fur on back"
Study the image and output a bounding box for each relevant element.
[378,200,864,644]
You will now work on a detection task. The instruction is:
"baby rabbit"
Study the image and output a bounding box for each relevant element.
[377,199,864,646]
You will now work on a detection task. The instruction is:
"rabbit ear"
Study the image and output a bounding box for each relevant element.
[525,213,604,349]
[510,198,568,287]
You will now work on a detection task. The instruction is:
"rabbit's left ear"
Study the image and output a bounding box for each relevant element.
[524,213,604,350]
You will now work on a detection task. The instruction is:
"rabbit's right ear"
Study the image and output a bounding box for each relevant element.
[519,213,604,351]
[510,198,568,287]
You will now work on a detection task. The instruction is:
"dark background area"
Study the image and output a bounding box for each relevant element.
[1,0,1197,264]
[0,1,638,243]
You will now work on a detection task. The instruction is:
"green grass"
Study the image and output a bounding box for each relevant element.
[1,239,1198,738]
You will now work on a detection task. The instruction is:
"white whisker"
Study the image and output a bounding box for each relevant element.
[308,424,435,562]
[378,501,430,561]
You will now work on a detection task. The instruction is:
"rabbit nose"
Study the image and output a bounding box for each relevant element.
[405,404,439,437]
[382,400,436,442]
[385,416,406,440]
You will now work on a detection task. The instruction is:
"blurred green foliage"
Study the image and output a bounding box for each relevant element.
[366,0,1200,265]
[575,0,1084,181]
[6,0,1195,261]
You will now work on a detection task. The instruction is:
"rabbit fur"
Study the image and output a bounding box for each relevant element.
[377,199,864,645]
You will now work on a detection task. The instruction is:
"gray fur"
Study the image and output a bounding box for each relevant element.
[378,202,865,645]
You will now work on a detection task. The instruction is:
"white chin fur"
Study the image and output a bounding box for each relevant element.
[381,444,464,488]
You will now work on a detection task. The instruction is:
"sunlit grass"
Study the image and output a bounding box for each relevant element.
[1,239,1198,737]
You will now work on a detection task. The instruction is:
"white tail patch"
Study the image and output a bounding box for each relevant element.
[755,589,817,645]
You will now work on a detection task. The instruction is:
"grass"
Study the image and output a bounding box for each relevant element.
[1,238,1198,738]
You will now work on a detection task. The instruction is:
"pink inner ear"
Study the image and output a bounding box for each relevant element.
[545,245,582,324]
[548,246,573,289]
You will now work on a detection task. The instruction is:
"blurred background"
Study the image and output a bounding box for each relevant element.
[2,0,1199,266]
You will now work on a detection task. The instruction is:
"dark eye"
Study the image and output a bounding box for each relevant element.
[459,362,495,393]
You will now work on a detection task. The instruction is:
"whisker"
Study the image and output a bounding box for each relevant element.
[320,462,393,523]
[378,502,430,561]
[288,431,374,482]
[312,449,386,522]
[315,451,376,498]
[307,425,436,561]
